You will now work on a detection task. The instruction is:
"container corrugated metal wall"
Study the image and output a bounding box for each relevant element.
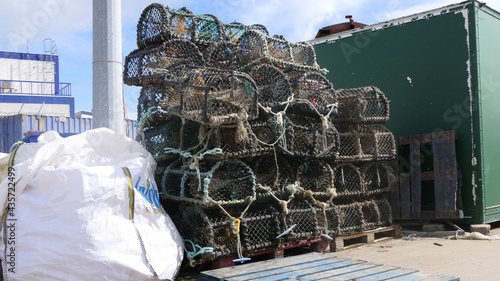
[311,1,500,223]
[0,115,137,153]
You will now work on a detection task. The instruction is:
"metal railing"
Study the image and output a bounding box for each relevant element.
[0,79,72,96]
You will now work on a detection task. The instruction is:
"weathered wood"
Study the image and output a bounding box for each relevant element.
[201,252,460,281]
[432,131,458,219]
[389,138,401,219]
[410,135,422,219]
[399,173,411,220]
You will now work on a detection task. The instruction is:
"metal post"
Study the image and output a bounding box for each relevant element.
[92,0,125,134]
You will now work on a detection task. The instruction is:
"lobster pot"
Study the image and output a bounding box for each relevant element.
[336,124,396,162]
[336,202,363,234]
[157,67,259,126]
[137,5,219,48]
[293,72,337,116]
[332,163,363,198]
[136,86,175,127]
[136,3,268,49]
[315,205,340,236]
[141,120,184,162]
[360,200,382,231]
[279,112,339,159]
[241,204,281,253]
[284,199,320,241]
[179,205,239,261]
[361,162,393,196]
[235,30,320,72]
[374,197,393,226]
[334,86,390,124]
[246,155,297,201]
[161,159,256,207]
[250,64,293,109]
[124,39,206,86]
[297,161,335,201]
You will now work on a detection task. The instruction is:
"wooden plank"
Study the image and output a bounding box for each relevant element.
[292,263,383,280]
[410,135,422,219]
[399,173,411,220]
[398,134,433,146]
[328,265,401,280]
[432,131,458,219]
[250,260,368,281]
[358,267,420,280]
[201,253,346,280]
[389,138,401,219]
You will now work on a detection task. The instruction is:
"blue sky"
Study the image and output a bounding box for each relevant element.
[1,0,499,120]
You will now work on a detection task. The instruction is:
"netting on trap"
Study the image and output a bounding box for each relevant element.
[278,110,340,159]
[140,120,184,162]
[136,4,268,49]
[336,124,396,162]
[361,162,393,196]
[293,72,338,116]
[136,86,176,128]
[179,204,239,261]
[161,159,256,207]
[234,30,321,72]
[241,204,281,252]
[154,66,259,126]
[124,39,206,86]
[250,64,293,109]
[374,197,393,226]
[334,86,390,124]
[336,202,364,234]
[332,163,363,198]
[246,155,297,202]
[282,199,320,241]
[296,161,335,201]
[315,205,341,236]
[360,200,381,231]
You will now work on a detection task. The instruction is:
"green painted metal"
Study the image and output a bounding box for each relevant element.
[312,1,500,223]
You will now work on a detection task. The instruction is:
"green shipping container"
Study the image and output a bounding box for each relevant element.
[312,1,500,224]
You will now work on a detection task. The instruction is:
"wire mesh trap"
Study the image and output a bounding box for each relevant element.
[178,204,239,262]
[282,198,320,241]
[373,197,393,226]
[235,30,322,72]
[278,110,340,159]
[124,39,206,86]
[293,72,338,117]
[360,200,381,231]
[315,204,341,237]
[331,163,363,198]
[151,66,259,126]
[334,86,390,124]
[361,162,394,196]
[336,202,364,234]
[161,159,256,207]
[296,161,335,201]
[246,155,297,202]
[137,3,268,49]
[336,123,396,162]
[240,204,281,252]
[250,64,293,109]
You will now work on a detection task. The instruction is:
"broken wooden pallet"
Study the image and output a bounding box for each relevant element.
[332,226,402,252]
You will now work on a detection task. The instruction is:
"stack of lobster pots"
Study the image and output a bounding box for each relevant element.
[124,3,397,266]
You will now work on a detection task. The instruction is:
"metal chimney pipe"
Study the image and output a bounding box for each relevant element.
[92,0,125,134]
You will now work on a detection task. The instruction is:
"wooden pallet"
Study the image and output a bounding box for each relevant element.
[332,226,402,252]
[201,252,459,281]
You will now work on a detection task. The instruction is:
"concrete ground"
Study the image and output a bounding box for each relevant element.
[179,224,500,280]
[333,224,500,281]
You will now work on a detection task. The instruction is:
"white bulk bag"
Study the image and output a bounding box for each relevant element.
[0,128,183,280]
